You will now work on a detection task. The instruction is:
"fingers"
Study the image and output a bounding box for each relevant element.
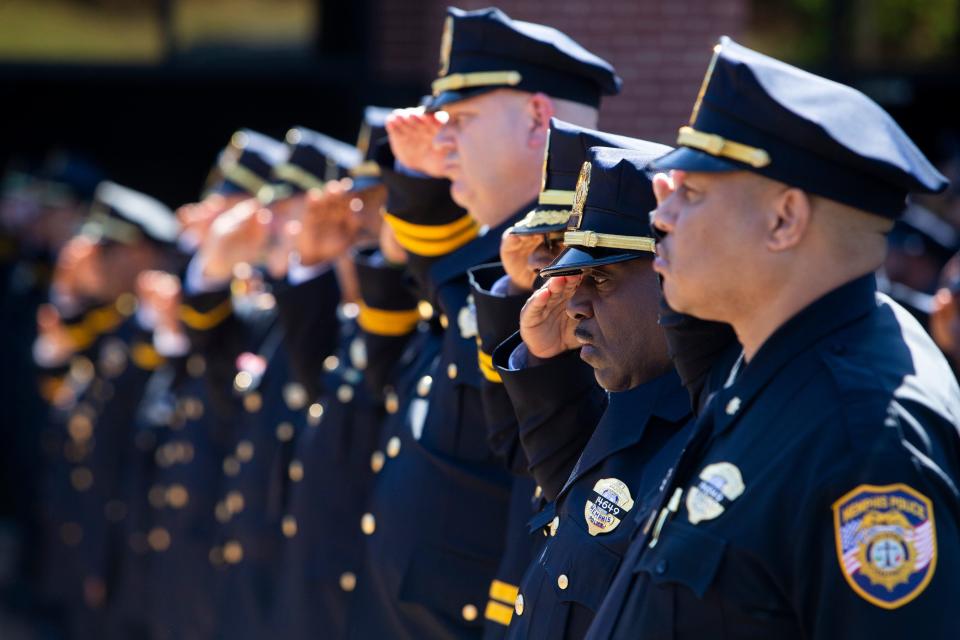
[651,172,675,205]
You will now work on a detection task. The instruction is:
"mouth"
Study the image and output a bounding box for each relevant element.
[653,242,669,274]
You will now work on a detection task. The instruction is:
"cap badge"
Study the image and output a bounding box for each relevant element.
[569,161,591,231]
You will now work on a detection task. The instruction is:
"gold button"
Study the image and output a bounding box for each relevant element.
[187,354,206,377]
[323,355,340,372]
[726,397,741,415]
[534,485,542,499]
[340,572,357,592]
[222,540,244,564]
[447,363,458,379]
[308,402,324,425]
[275,422,295,442]
[225,490,245,514]
[288,460,304,483]
[386,436,401,458]
[236,440,254,462]
[222,456,241,477]
[147,527,171,552]
[417,375,432,398]
[557,574,569,590]
[385,390,399,414]
[370,451,385,473]
[71,467,94,492]
[166,484,189,509]
[361,513,376,535]
[283,382,308,410]
[282,515,298,538]
[417,300,434,320]
[337,384,354,403]
[549,516,560,537]
[461,604,478,621]
[243,392,262,413]
[234,371,253,392]
[68,414,93,442]
[515,593,524,616]
[439,314,449,329]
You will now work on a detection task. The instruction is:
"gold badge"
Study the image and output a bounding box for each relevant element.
[439,16,453,77]
[584,478,634,536]
[686,462,744,525]
[568,161,591,231]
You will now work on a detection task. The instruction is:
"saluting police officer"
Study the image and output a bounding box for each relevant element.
[588,37,960,639]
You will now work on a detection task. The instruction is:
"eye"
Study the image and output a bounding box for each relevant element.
[679,184,701,203]
[588,272,610,287]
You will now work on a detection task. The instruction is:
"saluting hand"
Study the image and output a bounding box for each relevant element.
[198,198,270,281]
[136,270,182,334]
[294,179,361,266]
[500,230,545,293]
[386,107,447,178]
[519,274,581,359]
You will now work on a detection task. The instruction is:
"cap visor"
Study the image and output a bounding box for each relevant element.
[425,86,498,112]
[348,176,382,193]
[646,146,742,175]
[509,222,567,236]
[539,246,641,278]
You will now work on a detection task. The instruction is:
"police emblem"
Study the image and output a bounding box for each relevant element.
[458,297,478,340]
[833,483,936,609]
[584,478,634,536]
[685,462,744,525]
[568,161,591,231]
[439,16,453,77]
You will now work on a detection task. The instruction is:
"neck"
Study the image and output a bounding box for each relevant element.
[731,263,875,362]
[473,181,539,229]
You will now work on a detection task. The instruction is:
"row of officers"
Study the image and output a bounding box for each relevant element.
[14,6,960,640]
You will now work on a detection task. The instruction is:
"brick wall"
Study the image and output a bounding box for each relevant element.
[370,0,748,144]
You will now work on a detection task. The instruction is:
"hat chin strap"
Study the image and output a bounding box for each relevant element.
[563,230,656,253]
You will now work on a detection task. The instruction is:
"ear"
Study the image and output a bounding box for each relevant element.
[766,187,811,252]
[525,93,556,149]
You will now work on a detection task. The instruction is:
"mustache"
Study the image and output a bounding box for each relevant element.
[574,325,594,343]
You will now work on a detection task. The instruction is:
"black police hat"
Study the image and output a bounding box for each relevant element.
[513,118,660,236]
[541,143,672,278]
[649,36,948,219]
[374,143,477,258]
[889,203,960,264]
[349,106,392,192]
[272,126,361,198]
[82,181,179,247]
[213,129,287,199]
[426,7,621,111]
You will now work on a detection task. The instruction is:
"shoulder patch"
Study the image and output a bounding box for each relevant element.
[833,483,936,609]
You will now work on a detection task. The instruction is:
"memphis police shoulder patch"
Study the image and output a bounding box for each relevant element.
[832,483,936,609]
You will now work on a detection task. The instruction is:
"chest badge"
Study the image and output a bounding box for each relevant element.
[686,462,744,525]
[833,483,936,610]
[584,478,634,536]
[458,298,478,340]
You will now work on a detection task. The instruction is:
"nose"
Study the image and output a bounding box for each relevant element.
[433,123,455,155]
[651,196,678,236]
[565,279,593,321]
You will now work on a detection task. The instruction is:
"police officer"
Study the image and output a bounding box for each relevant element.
[588,37,960,639]
[349,7,621,638]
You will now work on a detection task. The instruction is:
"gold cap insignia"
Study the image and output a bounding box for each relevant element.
[686,461,744,524]
[568,161,591,231]
[439,16,453,77]
[584,478,634,536]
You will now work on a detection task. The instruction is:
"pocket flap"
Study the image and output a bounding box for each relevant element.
[634,520,725,598]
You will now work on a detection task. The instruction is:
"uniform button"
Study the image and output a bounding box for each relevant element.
[725,397,741,415]
[186,354,206,377]
[557,574,569,590]
[236,440,255,462]
[283,382,308,410]
[361,513,376,535]
[418,300,434,320]
[288,460,304,483]
[549,516,560,537]
[340,572,357,592]
[417,375,433,397]
[68,414,93,442]
[275,422,295,442]
[337,384,354,403]
[166,484,189,509]
[370,451,385,473]
[386,436,401,458]
[655,560,668,575]
[282,515,298,538]
[222,457,241,477]
[225,491,245,514]
[534,485,542,499]
[323,355,340,372]
[308,402,324,426]
[222,540,244,564]
[243,392,263,413]
[447,363,458,379]
[440,314,449,329]
[214,501,231,524]
[514,593,524,616]
[461,604,478,621]
[384,390,399,414]
[234,371,253,392]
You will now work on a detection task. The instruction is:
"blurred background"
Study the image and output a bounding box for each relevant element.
[2,1,960,638]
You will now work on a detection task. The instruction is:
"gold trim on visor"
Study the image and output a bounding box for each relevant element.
[513,209,571,230]
[564,230,656,253]
[432,71,522,96]
[676,126,771,168]
[538,189,574,206]
[349,161,381,179]
[221,161,269,196]
[274,164,325,192]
